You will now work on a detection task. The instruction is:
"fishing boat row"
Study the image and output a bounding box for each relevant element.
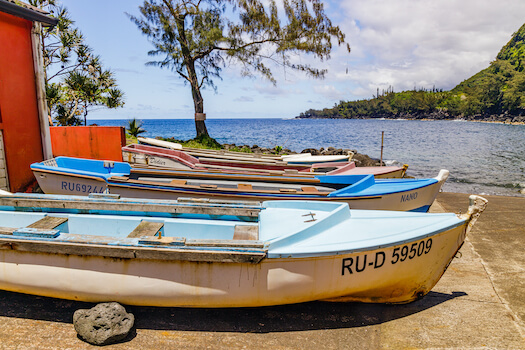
[1,138,489,309]
[31,156,448,212]
[138,136,353,164]
[0,190,488,307]
[124,142,408,177]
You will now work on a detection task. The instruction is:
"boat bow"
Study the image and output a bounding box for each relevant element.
[460,195,489,235]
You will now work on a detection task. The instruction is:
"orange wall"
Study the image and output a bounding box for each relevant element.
[0,12,44,192]
[50,126,125,161]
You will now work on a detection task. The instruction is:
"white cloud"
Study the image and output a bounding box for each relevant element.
[313,84,346,101]
[74,0,525,119]
[252,83,286,97]
[234,96,254,102]
[332,0,525,98]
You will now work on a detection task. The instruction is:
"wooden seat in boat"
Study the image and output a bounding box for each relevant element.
[200,184,217,189]
[0,215,69,238]
[169,179,187,186]
[233,225,259,240]
[128,220,164,238]
[0,227,16,235]
[300,186,321,194]
[28,216,68,230]
[279,188,297,193]
[237,183,253,190]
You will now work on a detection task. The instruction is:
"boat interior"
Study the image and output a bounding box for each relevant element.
[0,194,270,262]
[111,175,337,195]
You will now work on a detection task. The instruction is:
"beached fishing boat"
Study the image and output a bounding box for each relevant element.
[31,157,447,212]
[0,191,487,307]
[123,143,407,177]
[137,136,183,150]
[137,137,353,165]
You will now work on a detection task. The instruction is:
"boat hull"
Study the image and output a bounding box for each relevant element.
[107,180,441,212]
[123,150,195,170]
[0,224,466,307]
[33,170,108,196]
[32,169,442,212]
[30,158,445,212]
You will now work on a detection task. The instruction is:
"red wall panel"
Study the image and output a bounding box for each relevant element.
[50,126,125,161]
[0,11,44,192]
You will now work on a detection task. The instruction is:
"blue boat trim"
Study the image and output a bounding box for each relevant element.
[12,227,61,239]
[31,156,442,201]
[0,193,471,261]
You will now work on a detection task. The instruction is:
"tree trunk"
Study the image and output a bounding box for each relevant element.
[195,120,208,137]
[191,82,208,137]
[175,12,209,138]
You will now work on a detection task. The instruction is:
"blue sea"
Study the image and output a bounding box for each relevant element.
[92,118,525,197]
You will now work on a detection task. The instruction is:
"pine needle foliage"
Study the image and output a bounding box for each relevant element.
[128,0,350,137]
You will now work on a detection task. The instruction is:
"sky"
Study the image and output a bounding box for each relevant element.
[59,0,525,120]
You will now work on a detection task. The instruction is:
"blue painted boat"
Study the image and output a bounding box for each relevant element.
[0,191,487,307]
[32,157,449,212]
[31,157,448,212]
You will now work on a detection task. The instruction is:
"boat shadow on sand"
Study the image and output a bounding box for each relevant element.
[0,290,466,333]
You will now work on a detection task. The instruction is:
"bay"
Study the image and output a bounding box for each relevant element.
[92,118,525,197]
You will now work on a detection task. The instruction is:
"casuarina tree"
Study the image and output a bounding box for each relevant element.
[129,0,350,138]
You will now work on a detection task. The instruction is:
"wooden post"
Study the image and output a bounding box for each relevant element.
[380,131,384,166]
[31,22,53,160]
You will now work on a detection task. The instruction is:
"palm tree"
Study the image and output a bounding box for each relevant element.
[31,1,125,125]
[127,118,146,137]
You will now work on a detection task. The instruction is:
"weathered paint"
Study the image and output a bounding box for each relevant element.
[0,224,467,307]
[32,161,447,212]
[0,193,487,307]
[32,170,108,196]
[0,11,45,192]
[50,126,125,162]
[106,180,443,212]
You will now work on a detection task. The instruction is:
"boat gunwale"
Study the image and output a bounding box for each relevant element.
[108,181,384,200]
[31,168,109,183]
[108,175,440,200]
[130,167,322,182]
[0,195,263,218]
[0,234,268,263]
[267,219,467,258]
[109,177,333,197]
[328,178,439,197]
[0,217,467,261]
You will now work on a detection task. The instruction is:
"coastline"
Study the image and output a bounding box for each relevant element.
[296,116,525,126]
[96,118,525,197]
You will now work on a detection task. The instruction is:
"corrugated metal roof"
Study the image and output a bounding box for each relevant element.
[0,0,58,26]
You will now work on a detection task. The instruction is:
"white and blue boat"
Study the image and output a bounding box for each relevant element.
[0,191,487,307]
[31,157,449,212]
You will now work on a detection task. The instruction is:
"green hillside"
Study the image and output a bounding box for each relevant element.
[299,23,525,122]
[497,23,525,71]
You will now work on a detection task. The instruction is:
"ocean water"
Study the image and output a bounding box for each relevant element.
[93,118,525,197]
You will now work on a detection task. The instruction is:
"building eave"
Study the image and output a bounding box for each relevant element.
[0,0,58,27]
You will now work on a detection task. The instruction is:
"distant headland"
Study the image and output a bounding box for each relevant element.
[298,23,525,125]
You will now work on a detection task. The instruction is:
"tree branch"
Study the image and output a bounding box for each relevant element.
[47,63,83,81]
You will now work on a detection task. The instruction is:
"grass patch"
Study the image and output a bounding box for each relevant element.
[228,145,253,153]
[159,135,223,150]
[128,135,259,154]
[125,135,138,145]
